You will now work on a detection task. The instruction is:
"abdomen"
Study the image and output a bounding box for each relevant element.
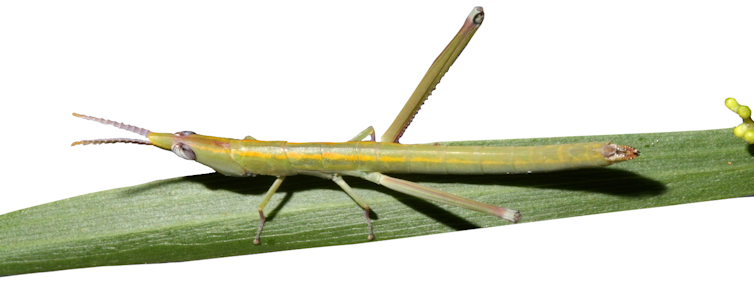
[370,142,612,174]
[284,141,612,175]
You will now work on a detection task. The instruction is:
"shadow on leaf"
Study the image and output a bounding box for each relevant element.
[181,167,664,231]
[388,168,666,198]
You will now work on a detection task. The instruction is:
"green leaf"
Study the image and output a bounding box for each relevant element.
[1,128,752,276]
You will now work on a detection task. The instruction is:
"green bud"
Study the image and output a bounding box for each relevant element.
[744,130,754,144]
[733,124,747,138]
[725,97,739,112]
[738,105,752,119]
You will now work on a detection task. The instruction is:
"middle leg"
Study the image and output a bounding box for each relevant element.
[332,174,375,241]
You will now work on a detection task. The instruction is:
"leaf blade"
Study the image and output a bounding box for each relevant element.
[1,128,752,276]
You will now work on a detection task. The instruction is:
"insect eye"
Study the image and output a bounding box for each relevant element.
[175,131,196,136]
[171,143,197,160]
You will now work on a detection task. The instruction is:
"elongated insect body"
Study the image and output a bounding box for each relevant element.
[327,141,632,174]
[71,7,640,244]
[196,140,636,176]
[74,116,638,244]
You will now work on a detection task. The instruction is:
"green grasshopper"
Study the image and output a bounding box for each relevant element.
[72,7,639,244]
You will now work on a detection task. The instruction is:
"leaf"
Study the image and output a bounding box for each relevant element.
[1,129,752,276]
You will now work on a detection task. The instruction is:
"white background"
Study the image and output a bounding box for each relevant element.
[1,1,753,285]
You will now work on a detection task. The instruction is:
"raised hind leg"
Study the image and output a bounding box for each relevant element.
[381,7,485,143]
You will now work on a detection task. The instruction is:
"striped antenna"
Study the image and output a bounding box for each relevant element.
[72,113,154,147]
[72,113,152,137]
[71,138,152,146]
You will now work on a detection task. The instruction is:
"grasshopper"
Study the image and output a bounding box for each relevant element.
[73,7,638,244]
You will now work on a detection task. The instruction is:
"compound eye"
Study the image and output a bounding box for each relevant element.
[175,131,196,136]
[171,143,196,160]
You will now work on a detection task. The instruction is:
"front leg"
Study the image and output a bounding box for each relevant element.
[254,176,285,245]
[348,126,376,142]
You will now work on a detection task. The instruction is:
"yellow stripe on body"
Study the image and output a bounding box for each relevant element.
[230,140,610,176]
